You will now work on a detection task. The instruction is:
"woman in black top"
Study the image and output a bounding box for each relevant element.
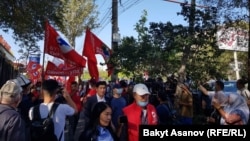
[79,102,118,141]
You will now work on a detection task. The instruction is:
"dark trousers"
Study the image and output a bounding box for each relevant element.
[69,112,80,135]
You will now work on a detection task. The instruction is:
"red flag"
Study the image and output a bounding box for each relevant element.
[83,28,98,80]
[86,60,99,81]
[26,61,42,73]
[45,61,83,76]
[26,61,42,82]
[51,57,65,69]
[83,28,112,79]
[83,28,112,62]
[44,20,86,67]
[29,71,41,81]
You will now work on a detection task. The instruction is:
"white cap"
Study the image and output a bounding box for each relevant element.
[133,83,150,95]
[16,74,31,87]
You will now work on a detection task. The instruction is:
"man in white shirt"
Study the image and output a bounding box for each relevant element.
[236,79,250,125]
[29,79,77,141]
[198,80,227,125]
[237,79,250,106]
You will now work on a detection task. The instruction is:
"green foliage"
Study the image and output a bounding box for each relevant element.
[198,0,249,25]
[113,2,248,82]
[58,0,99,47]
[81,67,111,81]
[0,0,99,63]
[0,0,64,49]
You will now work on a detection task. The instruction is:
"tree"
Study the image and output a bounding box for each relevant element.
[0,0,99,65]
[0,0,64,50]
[58,0,99,48]
[174,0,219,82]
[112,1,248,82]
[198,0,249,26]
[116,36,140,78]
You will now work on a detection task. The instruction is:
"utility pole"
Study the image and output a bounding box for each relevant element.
[164,0,208,82]
[248,34,250,90]
[111,0,119,82]
[164,0,197,82]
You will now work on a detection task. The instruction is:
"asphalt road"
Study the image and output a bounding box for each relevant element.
[64,110,85,141]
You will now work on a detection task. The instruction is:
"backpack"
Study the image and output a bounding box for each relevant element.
[30,103,62,141]
[162,102,181,125]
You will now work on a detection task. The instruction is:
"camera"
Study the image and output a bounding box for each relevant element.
[119,116,128,123]
[55,87,66,104]
[57,87,63,94]
[57,86,64,95]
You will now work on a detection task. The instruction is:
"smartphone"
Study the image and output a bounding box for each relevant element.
[119,115,128,123]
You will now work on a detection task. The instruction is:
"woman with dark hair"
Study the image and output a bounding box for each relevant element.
[79,102,118,141]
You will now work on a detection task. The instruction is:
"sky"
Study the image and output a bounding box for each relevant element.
[0,0,189,66]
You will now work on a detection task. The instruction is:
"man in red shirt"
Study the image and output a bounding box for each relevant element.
[119,83,158,141]
[81,79,97,108]
[69,81,82,136]
[86,78,97,97]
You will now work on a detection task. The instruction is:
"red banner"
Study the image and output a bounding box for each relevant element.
[45,61,83,76]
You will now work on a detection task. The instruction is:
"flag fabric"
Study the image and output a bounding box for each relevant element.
[51,57,65,69]
[26,61,42,73]
[45,61,83,76]
[44,20,86,67]
[26,61,42,82]
[83,28,112,62]
[29,71,41,82]
[82,28,99,80]
[83,28,113,79]
[86,59,99,81]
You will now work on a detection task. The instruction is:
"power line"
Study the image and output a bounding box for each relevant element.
[164,0,209,8]
[119,0,144,15]
[97,7,112,33]
[95,0,145,34]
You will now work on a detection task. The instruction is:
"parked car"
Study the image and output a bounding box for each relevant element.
[207,80,237,95]
[223,80,238,95]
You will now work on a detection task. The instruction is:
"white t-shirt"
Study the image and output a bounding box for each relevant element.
[237,89,250,100]
[207,90,228,106]
[29,102,75,141]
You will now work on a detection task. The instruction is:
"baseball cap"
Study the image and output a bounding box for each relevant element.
[0,79,23,97]
[16,74,31,87]
[133,83,150,95]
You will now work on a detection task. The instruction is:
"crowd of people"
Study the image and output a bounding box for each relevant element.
[0,74,249,141]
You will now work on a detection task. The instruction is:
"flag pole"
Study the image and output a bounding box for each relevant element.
[41,19,48,82]
[41,49,46,82]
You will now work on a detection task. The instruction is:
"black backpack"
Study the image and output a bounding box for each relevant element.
[30,103,62,141]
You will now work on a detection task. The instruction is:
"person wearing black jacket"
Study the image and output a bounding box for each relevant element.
[79,102,118,141]
[0,79,26,141]
[83,81,111,132]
